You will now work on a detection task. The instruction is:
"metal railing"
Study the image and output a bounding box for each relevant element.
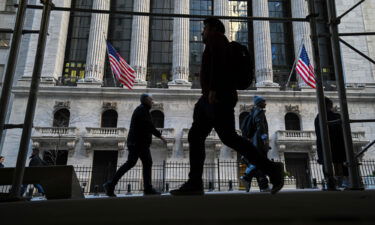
[71,159,375,195]
[1,159,374,195]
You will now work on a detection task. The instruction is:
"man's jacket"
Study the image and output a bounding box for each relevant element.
[242,106,269,155]
[29,155,47,167]
[127,104,162,147]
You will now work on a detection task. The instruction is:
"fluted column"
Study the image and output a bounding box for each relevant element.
[253,0,278,87]
[292,0,315,89]
[169,0,191,89]
[214,0,230,40]
[84,0,110,83]
[130,0,150,88]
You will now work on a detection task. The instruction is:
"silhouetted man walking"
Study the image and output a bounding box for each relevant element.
[104,94,167,196]
[170,18,284,195]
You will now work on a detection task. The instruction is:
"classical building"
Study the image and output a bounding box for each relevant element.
[0,0,374,191]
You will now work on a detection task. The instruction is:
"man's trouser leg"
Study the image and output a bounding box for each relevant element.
[139,147,153,190]
[188,97,213,184]
[212,103,271,170]
[111,146,138,186]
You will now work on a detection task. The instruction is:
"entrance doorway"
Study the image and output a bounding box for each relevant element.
[90,151,118,193]
[284,152,311,189]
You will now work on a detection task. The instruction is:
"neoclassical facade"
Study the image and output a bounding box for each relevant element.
[0,0,375,190]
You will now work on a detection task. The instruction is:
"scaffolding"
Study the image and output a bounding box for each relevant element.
[0,0,375,200]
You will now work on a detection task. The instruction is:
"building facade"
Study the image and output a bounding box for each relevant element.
[1,0,375,190]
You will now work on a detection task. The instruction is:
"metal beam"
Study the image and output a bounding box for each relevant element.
[0,0,28,151]
[8,0,53,200]
[18,4,310,22]
[356,140,375,158]
[339,32,375,36]
[339,38,375,65]
[350,119,375,123]
[337,0,365,21]
[308,0,337,190]
[326,0,363,190]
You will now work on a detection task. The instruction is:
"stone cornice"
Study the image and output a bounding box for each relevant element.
[11,85,375,102]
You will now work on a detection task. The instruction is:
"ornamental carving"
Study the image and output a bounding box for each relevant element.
[54,101,70,110]
[103,102,117,111]
[240,104,254,113]
[285,105,300,114]
[152,103,164,112]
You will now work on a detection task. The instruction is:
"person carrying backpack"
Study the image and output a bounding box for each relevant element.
[170,18,284,196]
[240,96,271,192]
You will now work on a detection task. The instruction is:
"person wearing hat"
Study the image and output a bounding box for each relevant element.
[240,96,271,192]
[103,93,167,197]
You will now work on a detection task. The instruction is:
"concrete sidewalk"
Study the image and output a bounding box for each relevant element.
[1,190,374,225]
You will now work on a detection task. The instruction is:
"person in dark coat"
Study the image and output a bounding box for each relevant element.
[0,156,5,168]
[170,18,284,195]
[240,96,270,192]
[20,148,47,196]
[103,93,167,197]
[315,97,348,188]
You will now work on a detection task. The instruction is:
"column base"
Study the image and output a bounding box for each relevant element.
[168,80,192,90]
[256,82,280,91]
[299,83,315,92]
[132,80,148,89]
[77,79,102,88]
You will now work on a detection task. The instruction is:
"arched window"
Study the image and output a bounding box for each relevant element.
[285,113,301,130]
[151,110,164,128]
[239,111,250,128]
[101,110,118,128]
[53,109,70,127]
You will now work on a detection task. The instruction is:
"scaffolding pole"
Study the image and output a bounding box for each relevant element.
[0,0,28,149]
[307,0,336,190]
[8,0,53,199]
[326,0,363,190]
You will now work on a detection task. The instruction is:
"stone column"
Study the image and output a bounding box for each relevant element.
[253,0,278,88]
[291,0,315,89]
[130,0,150,88]
[214,0,230,40]
[169,0,191,89]
[84,0,110,84]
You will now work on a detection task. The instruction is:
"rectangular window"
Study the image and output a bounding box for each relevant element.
[268,0,295,88]
[189,0,213,89]
[4,0,16,12]
[61,0,93,86]
[0,33,11,48]
[147,0,174,88]
[104,0,134,87]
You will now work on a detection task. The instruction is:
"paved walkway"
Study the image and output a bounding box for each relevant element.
[1,190,374,225]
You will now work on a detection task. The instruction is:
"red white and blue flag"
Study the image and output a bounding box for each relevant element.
[106,41,136,89]
[296,44,316,89]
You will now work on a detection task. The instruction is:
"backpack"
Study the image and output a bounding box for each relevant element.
[229,41,254,90]
[240,110,256,139]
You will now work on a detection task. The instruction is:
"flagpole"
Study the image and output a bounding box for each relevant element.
[102,32,118,87]
[286,36,305,88]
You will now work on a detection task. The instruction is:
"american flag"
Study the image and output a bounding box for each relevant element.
[296,44,316,89]
[106,41,136,89]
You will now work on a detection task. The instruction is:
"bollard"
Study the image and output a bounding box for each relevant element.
[82,182,87,194]
[165,183,169,192]
[27,186,34,197]
[228,180,233,191]
[208,181,214,192]
[126,184,132,195]
[312,178,318,189]
[322,179,327,191]
[94,185,99,196]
